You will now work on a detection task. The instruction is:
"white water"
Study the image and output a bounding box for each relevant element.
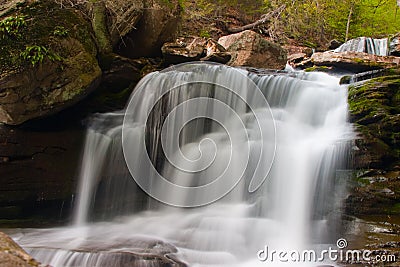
[13,63,353,266]
[334,37,388,56]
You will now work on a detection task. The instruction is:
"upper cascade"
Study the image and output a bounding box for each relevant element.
[334,37,388,56]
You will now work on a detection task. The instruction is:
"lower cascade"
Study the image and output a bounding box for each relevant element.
[13,63,354,266]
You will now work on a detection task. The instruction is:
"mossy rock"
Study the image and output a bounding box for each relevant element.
[0,0,101,125]
[349,75,400,169]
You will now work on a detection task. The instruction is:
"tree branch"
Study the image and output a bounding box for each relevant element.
[227,4,286,34]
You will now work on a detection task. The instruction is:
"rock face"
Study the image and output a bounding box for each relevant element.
[349,75,400,169]
[218,30,287,70]
[116,0,182,58]
[0,124,84,224]
[307,51,400,72]
[0,0,101,125]
[0,231,44,266]
[346,74,400,215]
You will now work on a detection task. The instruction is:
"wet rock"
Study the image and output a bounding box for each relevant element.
[218,30,287,70]
[389,35,400,56]
[0,232,45,266]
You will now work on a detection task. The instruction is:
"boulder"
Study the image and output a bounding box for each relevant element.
[162,37,207,64]
[200,39,231,64]
[308,51,400,72]
[328,39,342,50]
[0,232,44,266]
[162,37,231,65]
[287,52,307,65]
[218,30,287,70]
[116,0,182,58]
[0,0,101,125]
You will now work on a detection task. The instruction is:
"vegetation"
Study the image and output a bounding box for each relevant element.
[0,15,26,38]
[184,0,400,47]
[20,45,62,66]
[0,0,95,72]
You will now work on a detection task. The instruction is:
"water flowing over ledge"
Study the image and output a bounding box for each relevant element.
[13,63,354,267]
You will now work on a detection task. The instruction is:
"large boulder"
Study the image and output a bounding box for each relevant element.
[0,0,101,125]
[306,51,400,72]
[218,30,287,70]
[0,231,44,266]
[116,0,182,58]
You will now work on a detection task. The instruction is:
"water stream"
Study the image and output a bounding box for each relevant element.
[12,63,354,266]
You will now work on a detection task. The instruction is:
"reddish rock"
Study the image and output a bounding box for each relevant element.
[218,30,287,70]
[308,51,400,72]
[0,232,45,267]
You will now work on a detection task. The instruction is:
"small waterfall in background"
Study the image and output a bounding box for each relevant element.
[12,63,354,266]
[334,36,388,56]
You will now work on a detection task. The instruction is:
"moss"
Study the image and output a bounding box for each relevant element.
[386,203,400,215]
[0,0,96,74]
[305,65,331,72]
[349,75,400,168]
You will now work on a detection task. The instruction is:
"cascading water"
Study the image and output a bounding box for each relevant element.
[334,36,388,56]
[12,63,354,266]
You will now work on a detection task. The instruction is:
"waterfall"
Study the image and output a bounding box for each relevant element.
[334,37,388,56]
[13,63,354,266]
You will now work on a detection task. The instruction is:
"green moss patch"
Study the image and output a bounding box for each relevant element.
[0,0,95,74]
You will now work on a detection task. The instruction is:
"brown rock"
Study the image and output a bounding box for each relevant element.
[0,2,102,125]
[287,52,307,65]
[162,37,207,64]
[200,39,231,64]
[0,45,101,125]
[218,30,287,70]
[310,51,400,72]
[0,232,44,266]
[116,0,182,58]
[105,0,144,46]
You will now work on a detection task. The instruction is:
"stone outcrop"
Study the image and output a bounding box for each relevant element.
[218,30,287,70]
[161,37,231,64]
[0,0,101,125]
[0,232,45,266]
[162,37,207,64]
[346,74,400,215]
[299,51,400,72]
